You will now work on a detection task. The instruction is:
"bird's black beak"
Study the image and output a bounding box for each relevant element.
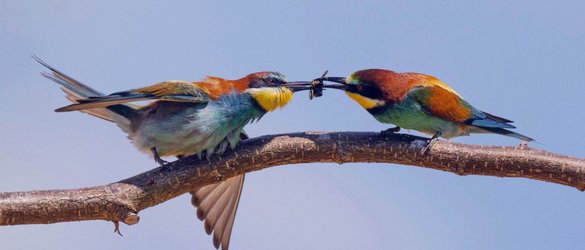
[321,83,346,90]
[284,81,313,92]
[318,77,347,84]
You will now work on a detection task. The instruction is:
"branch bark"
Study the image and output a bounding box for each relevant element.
[1,131,584,227]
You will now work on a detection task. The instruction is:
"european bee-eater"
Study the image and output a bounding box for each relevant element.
[316,69,533,151]
[34,56,312,250]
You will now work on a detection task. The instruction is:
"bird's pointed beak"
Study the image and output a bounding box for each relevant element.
[284,81,313,92]
[321,83,346,90]
[318,77,348,85]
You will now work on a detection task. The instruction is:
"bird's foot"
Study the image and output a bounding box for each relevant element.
[421,131,442,155]
[151,147,170,167]
[518,140,529,149]
[154,156,170,167]
[175,153,207,164]
[113,221,123,236]
[380,126,401,137]
[197,150,208,160]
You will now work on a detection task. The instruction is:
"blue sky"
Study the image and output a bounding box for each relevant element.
[1,0,584,249]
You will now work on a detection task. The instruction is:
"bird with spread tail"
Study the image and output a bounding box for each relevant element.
[314,69,533,151]
[34,56,313,250]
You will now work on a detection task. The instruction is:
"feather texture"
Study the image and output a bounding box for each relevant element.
[36,57,294,250]
[35,56,133,132]
[55,80,211,112]
[409,84,473,123]
[345,68,532,141]
[191,175,244,250]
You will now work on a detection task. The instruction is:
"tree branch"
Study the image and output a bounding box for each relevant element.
[1,131,584,227]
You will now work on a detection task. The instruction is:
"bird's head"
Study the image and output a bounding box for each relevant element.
[314,69,389,110]
[243,71,313,112]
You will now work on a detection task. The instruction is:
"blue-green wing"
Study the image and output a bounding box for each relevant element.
[55,81,210,112]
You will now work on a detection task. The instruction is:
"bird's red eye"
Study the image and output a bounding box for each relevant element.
[268,78,276,84]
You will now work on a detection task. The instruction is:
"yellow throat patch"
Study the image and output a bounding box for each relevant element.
[346,92,385,109]
[247,87,293,112]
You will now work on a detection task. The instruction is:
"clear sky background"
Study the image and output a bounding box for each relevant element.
[1,1,585,249]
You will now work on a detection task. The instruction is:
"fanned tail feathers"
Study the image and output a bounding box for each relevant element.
[191,175,245,250]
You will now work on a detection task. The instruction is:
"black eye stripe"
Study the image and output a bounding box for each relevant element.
[348,84,382,99]
[268,77,286,86]
[249,77,285,88]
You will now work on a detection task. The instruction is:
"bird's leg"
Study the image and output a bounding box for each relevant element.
[113,221,123,236]
[380,126,401,137]
[239,131,250,141]
[176,153,206,163]
[150,147,169,167]
[421,131,442,155]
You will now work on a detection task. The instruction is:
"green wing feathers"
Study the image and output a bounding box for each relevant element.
[55,81,210,112]
[410,84,533,141]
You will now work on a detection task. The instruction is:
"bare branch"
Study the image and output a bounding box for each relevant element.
[1,132,583,227]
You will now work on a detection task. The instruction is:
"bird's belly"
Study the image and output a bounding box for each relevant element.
[132,117,221,157]
[372,103,464,138]
[123,94,265,159]
[129,104,243,157]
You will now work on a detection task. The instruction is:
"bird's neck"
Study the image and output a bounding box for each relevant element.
[210,92,268,124]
